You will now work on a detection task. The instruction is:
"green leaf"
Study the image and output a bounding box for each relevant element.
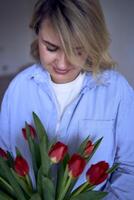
[32,112,49,150]
[15,147,22,156]
[42,176,55,200]
[37,167,43,197]
[55,154,70,199]
[32,112,51,177]
[30,193,42,200]
[70,190,108,200]
[33,141,41,169]
[0,176,14,196]
[40,137,51,176]
[77,136,90,155]
[86,137,103,163]
[0,166,9,181]
[6,151,14,168]
[25,122,38,179]
[0,157,26,200]
[11,169,33,197]
[48,137,57,151]
[77,137,103,163]
[0,190,14,200]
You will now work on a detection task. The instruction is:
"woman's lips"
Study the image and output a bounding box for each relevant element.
[53,67,71,75]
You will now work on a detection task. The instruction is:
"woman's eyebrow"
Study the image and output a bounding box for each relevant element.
[42,39,83,51]
[42,40,59,48]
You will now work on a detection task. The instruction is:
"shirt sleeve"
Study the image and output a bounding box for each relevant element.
[0,88,11,151]
[103,79,134,199]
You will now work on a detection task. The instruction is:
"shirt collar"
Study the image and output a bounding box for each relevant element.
[81,70,112,94]
[29,64,50,84]
[28,64,112,90]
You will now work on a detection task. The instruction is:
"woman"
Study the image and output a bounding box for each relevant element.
[0,0,134,199]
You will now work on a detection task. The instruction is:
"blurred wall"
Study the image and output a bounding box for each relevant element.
[101,0,134,88]
[0,0,36,75]
[0,0,134,101]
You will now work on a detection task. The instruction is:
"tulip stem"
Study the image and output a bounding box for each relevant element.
[71,182,94,197]
[25,175,33,191]
[56,166,69,200]
[62,166,69,188]
[58,176,72,200]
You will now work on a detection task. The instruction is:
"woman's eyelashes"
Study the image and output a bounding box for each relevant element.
[46,46,59,52]
[46,44,84,56]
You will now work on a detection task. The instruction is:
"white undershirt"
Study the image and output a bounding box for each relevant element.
[50,72,85,118]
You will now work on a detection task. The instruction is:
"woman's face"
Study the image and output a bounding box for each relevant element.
[38,19,88,83]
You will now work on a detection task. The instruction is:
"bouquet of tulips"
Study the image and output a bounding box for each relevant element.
[0,112,118,200]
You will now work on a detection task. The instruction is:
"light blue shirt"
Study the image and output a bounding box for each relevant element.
[0,64,134,199]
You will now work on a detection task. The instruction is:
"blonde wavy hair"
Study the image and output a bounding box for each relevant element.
[30,0,115,73]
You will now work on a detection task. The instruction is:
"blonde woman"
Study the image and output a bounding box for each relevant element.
[0,0,134,199]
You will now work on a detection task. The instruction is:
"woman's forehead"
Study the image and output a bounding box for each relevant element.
[39,19,83,49]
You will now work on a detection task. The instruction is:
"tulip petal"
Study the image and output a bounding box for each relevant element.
[68,154,86,178]
[86,161,109,185]
[48,141,68,163]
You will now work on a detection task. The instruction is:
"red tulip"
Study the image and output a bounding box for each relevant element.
[68,154,86,178]
[14,156,29,177]
[86,161,109,185]
[22,124,36,140]
[0,147,8,160]
[48,141,68,163]
[84,140,94,158]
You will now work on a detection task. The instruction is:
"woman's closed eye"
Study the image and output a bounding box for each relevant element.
[41,39,59,52]
[46,46,59,52]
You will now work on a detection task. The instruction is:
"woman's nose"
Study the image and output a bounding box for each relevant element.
[56,52,70,70]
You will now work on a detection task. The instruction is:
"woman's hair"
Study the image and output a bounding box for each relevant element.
[30,0,115,73]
